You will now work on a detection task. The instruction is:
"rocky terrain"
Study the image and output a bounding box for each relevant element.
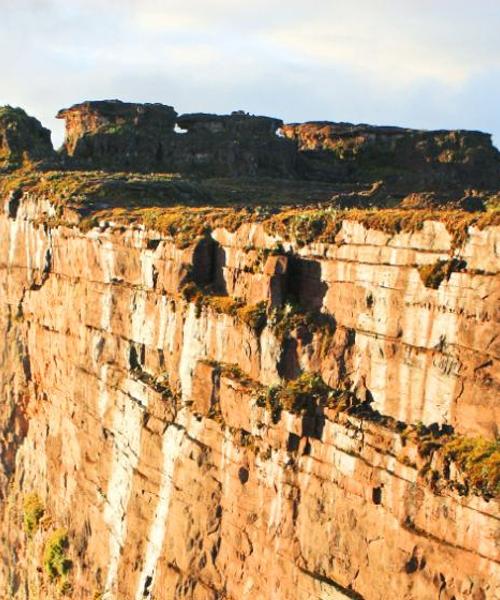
[0,101,499,599]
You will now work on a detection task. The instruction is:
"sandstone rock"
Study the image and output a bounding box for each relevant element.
[0,106,54,170]
[1,118,499,599]
[174,111,296,177]
[57,99,178,171]
[282,121,500,188]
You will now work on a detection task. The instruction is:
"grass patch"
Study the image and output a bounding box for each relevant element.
[443,436,499,499]
[418,258,467,289]
[266,207,500,250]
[181,282,268,332]
[23,493,44,537]
[1,167,499,251]
[43,528,72,593]
[236,302,267,332]
[255,372,354,424]
[268,299,336,342]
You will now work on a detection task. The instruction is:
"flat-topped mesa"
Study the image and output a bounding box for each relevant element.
[56,100,178,170]
[174,111,296,177]
[0,106,54,171]
[56,101,296,176]
[176,111,283,136]
[282,121,500,188]
[49,99,500,188]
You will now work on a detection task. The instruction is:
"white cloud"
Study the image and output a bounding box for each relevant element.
[0,0,499,147]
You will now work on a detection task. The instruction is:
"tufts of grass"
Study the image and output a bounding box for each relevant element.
[23,493,44,537]
[43,528,72,582]
[268,299,336,342]
[236,301,268,333]
[443,436,499,499]
[181,282,268,332]
[418,257,467,289]
[255,372,353,424]
[266,207,500,250]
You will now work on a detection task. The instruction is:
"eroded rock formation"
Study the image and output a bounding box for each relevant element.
[0,107,54,170]
[0,101,499,599]
[53,100,500,190]
[281,122,500,188]
[56,100,178,171]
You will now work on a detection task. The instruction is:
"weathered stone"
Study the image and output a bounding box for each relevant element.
[282,121,500,188]
[0,113,499,600]
[57,99,178,171]
[0,106,54,170]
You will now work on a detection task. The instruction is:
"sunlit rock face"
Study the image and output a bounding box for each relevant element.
[0,188,498,599]
[56,100,179,171]
[54,99,500,189]
[281,121,500,188]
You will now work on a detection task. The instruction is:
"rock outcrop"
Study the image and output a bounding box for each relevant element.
[0,101,499,599]
[56,100,178,171]
[54,100,500,191]
[172,112,296,177]
[0,106,54,170]
[56,101,295,177]
[281,122,500,188]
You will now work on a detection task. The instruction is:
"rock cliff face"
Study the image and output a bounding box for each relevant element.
[281,122,500,188]
[54,100,500,190]
[0,107,54,170]
[56,101,178,171]
[0,102,499,600]
[56,101,295,177]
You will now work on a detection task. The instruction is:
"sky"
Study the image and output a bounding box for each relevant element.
[1,0,499,148]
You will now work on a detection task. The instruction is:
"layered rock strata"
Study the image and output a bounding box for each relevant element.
[52,100,500,189]
[0,189,498,599]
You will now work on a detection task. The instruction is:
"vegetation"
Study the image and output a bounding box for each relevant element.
[255,372,353,424]
[409,422,500,500]
[418,258,467,289]
[236,302,267,332]
[23,493,44,537]
[266,206,500,250]
[43,528,72,590]
[268,299,336,342]
[0,105,31,120]
[442,436,499,498]
[1,166,499,250]
[182,282,268,332]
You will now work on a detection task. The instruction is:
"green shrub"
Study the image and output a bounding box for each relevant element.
[443,436,499,498]
[237,301,267,332]
[255,372,352,424]
[268,300,336,341]
[43,528,72,582]
[23,493,44,537]
[418,258,466,289]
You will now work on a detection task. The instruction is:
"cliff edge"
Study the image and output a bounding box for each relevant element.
[0,101,498,600]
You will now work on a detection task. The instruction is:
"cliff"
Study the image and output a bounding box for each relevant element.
[0,107,54,171]
[0,102,499,600]
[52,100,500,192]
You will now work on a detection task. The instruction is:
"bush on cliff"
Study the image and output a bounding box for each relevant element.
[443,436,500,498]
[43,528,72,588]
[23,493,44,537]
[418,258,467,289]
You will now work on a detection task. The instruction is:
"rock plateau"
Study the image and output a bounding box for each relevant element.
[0,100,499,600]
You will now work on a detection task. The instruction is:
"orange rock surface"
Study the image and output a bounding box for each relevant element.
[0,185,498,599]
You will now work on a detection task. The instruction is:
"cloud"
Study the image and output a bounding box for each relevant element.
[0,0,499,148]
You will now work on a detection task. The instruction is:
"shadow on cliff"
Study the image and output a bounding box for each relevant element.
[278,257,328,381]
[191,236,227,294]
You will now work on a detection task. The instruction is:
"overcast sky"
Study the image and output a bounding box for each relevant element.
[1,0,499,148]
